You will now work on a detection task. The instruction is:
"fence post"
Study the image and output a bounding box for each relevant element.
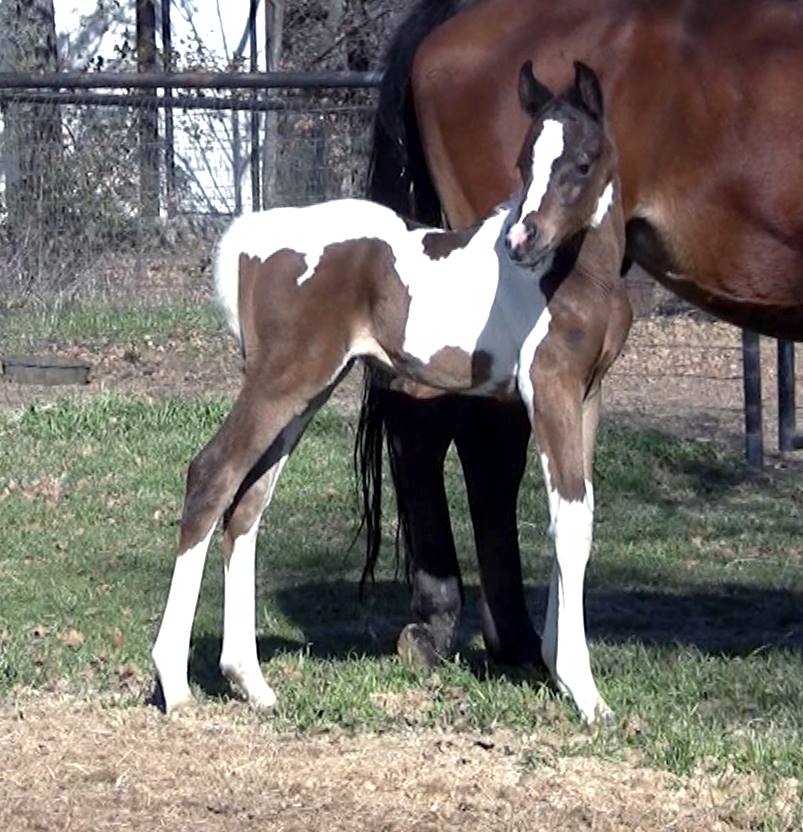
[249,0,261,211]
[136,0,159,218]
[776,339,803,451]
[742,329,763,467]
[161,0,176,217]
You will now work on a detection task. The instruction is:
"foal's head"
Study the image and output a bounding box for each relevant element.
[505,61,617,268]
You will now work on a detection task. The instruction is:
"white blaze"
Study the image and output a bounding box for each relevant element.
[506,119,565,249]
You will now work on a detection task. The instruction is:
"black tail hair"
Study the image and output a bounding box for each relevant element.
[357,0,476,592]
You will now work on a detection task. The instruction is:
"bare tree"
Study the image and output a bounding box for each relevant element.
[1,0,63,237]
[261,0,285,207]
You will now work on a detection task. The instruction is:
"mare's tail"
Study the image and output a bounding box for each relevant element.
[357,0,476,589]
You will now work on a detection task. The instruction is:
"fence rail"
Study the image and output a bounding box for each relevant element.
[0,70,383,90]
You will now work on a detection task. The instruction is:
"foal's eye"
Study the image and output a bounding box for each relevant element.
[577,161,591,176]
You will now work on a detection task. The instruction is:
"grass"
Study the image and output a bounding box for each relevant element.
[0,299,222,353]
[0,397,801,794]
[0,304,801,824]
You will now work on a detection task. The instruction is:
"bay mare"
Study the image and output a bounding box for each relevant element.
[360,0,803,696]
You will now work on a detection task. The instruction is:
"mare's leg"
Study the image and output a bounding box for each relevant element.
[151,383,315,714]
[219,400,322,707]
[454,398,543,667]
[532,377,608,723]
[382,390,463,666]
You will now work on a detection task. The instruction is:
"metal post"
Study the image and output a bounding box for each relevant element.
[136,0,159,218]
[742,329,764,467]
[777,339,803,451]
[249,0,260,211]
[161,0,176,217]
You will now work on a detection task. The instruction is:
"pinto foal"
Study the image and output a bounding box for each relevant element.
[152,62,631,723]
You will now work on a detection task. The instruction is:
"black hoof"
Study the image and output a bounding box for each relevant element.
[397,623,446,669]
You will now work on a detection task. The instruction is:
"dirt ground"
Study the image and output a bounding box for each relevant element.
[1,696,793,832]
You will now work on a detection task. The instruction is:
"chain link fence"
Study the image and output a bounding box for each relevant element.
[0,84,376,304]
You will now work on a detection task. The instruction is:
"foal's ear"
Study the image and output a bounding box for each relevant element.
[573,61,604,120]
[518,60,553,117]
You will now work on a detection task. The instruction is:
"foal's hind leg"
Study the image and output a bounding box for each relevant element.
[152,384,314,714]
[219,399,324,707]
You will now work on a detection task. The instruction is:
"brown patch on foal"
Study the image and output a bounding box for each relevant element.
[421,225,480,260]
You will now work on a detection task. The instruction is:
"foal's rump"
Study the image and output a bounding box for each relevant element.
[212,201,411,362]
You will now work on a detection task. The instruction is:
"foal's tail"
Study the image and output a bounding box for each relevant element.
[212,214,250,350]
[357,0,474,588]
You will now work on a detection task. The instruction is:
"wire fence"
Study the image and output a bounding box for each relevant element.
[0,85,375,301]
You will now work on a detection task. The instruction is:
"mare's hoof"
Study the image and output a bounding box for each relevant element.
[397,624,444,669]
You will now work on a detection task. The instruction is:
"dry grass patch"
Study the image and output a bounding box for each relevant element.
[1,697,796,831]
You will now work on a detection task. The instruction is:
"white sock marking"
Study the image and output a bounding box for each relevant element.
[219,478,281,709]
[152,524,216,713]
[540,477,606,723]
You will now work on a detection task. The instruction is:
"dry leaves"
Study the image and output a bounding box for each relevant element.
[59,629,85,649]
[1,477,63,505]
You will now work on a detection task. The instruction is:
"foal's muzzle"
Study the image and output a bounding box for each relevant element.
[505,221,548,265]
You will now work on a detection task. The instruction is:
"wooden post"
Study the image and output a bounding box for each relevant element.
[136,0,159,218]
[742,329,764,467]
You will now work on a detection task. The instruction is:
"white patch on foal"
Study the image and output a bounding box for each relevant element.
[516,308,552,419]
[591,181,614,227]
[506,119,565,249]
[399,212,512,364]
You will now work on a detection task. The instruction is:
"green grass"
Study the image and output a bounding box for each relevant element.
[0,392,801,821]
[0,300,223,353]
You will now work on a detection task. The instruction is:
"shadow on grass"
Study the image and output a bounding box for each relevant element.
[594,425,766,509]
[187,576,803,698]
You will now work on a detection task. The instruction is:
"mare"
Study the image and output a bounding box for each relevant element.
[151,62,630,723]
[360,0,803,691]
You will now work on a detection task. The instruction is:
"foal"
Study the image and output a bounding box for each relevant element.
[152,62,631,723]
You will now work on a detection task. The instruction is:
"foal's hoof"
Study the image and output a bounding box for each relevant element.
[580,697,614,726]
[221,663,277,710]
[151,677,194,716]
[593,698,615,724]
[397,624,444,669]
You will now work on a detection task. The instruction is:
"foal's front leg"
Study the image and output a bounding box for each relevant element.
[530,377,609,723]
